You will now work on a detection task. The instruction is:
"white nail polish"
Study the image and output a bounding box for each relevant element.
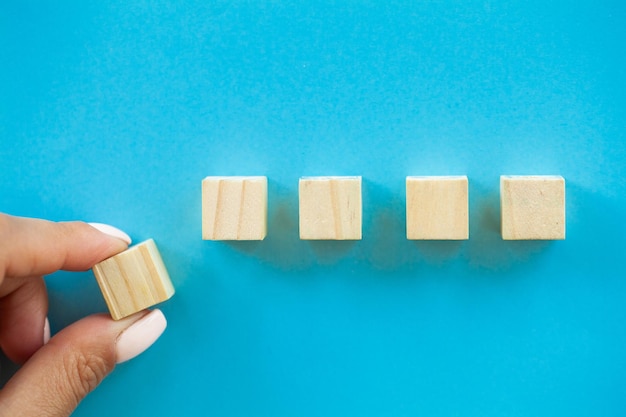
[43,317,50,344]
[88,223,132,245]
[115,309,167,364]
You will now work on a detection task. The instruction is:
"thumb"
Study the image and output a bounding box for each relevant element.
[0,309,167,417]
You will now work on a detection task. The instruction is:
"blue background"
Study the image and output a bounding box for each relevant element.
[1,1,626,416]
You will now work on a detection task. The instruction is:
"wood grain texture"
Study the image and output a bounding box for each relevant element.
[406,176,469,240]
[500,175,566,240]
[202,176,267,240]
[299,176,362,240]
[93,239,175,320]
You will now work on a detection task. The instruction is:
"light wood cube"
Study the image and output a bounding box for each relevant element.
[202,176,267,240]
[500,175,566,240]
[93,239,175,320]
[406,176,469,240]
[299,176,362,240]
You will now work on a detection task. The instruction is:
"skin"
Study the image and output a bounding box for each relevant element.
[0,214,148,416]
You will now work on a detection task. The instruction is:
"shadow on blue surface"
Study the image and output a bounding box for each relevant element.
[465,186,550,271]
[227,182,315,270]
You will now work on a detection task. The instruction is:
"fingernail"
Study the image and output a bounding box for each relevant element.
[43,317,50,345]
[88,222,132,245]
[115,309,167,364]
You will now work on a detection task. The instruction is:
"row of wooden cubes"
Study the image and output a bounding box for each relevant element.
[202,176,566,241]
[92,174,565,321]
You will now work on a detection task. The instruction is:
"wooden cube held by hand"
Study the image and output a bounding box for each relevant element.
[93,239,175,320]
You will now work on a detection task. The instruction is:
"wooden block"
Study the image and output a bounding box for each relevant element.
[93,239,175,320]
[202,176,267,240]
[500,175,566,240]
[406,176,469,240]
[299,176,362,240]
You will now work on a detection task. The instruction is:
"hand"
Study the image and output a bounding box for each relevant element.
[0,214,167,416]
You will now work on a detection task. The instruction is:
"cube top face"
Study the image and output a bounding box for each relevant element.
[406,176,469,240]
[93,239,175,320]
[299,176,362,240]
[202,176,268,240]
[500,175,565,240]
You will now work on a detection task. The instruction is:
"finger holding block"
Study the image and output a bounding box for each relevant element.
[93,239,175,320]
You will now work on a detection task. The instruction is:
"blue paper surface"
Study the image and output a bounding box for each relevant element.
[1,1,626,415]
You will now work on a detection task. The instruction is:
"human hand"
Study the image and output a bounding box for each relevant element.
[0,214,167,416]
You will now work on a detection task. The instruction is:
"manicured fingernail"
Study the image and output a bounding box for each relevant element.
[43,317,50,345]
[88,222,132,245]
[115,309,167,364]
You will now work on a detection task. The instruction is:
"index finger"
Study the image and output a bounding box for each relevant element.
[0,214,130,280]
